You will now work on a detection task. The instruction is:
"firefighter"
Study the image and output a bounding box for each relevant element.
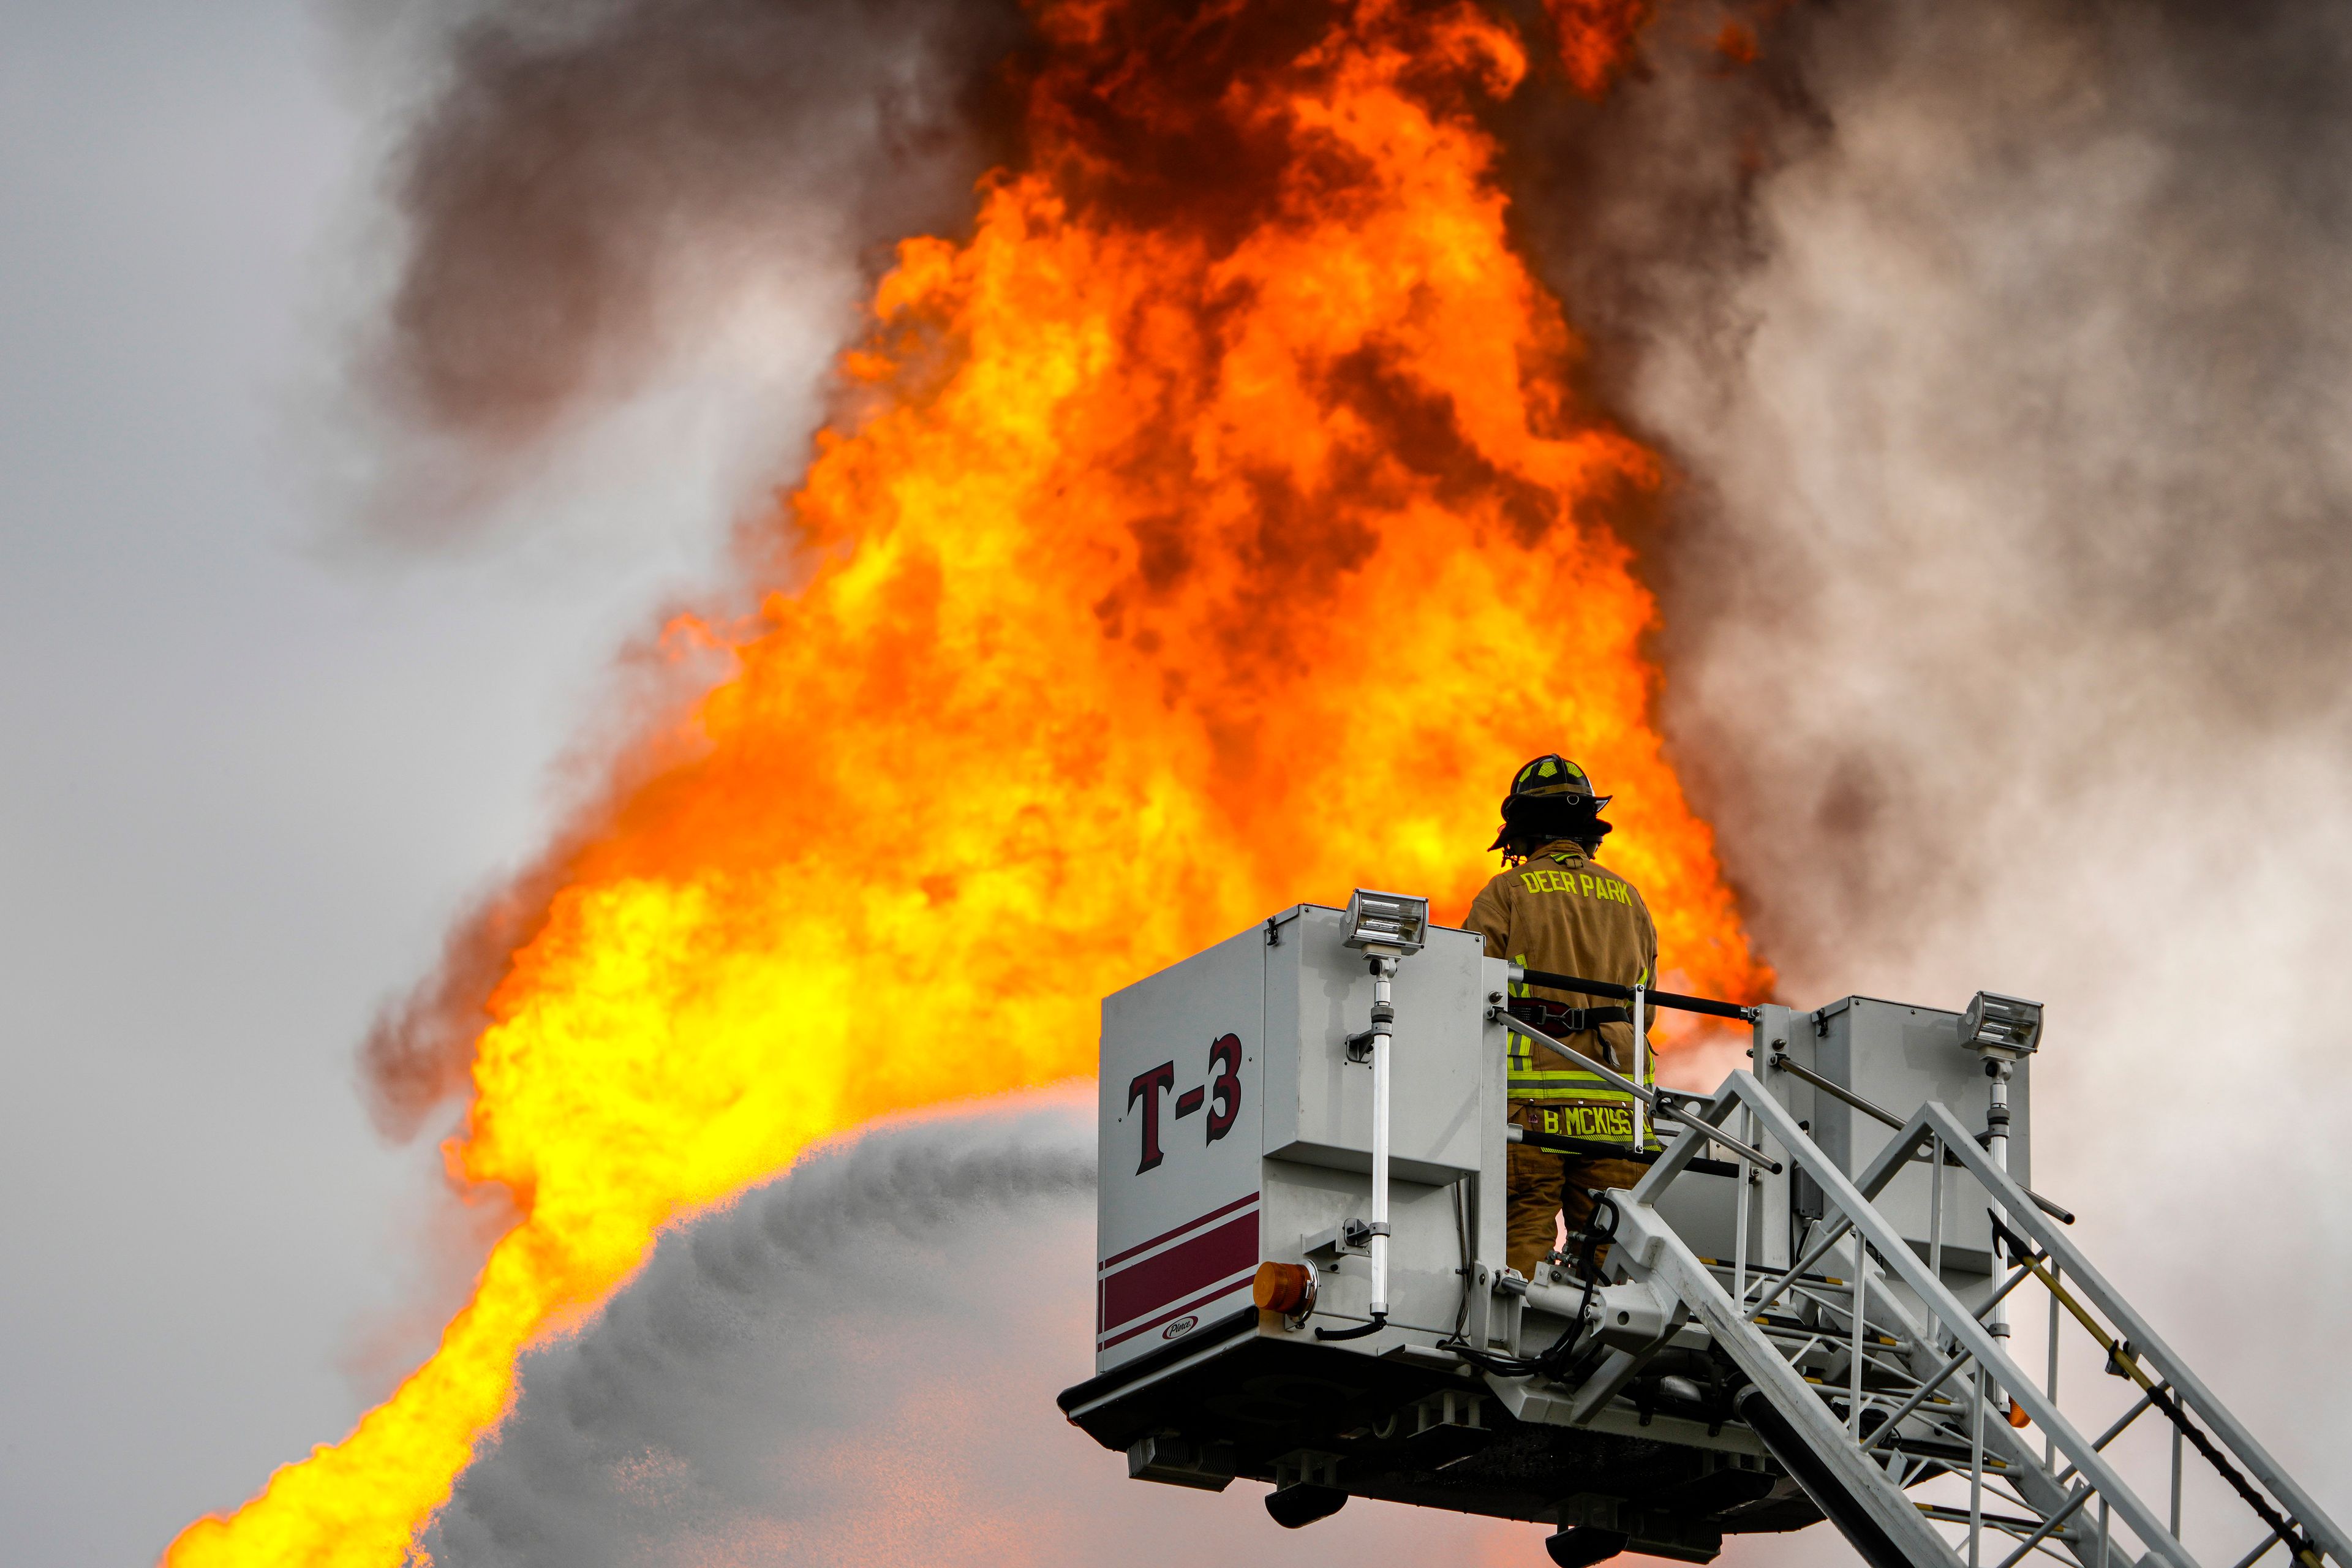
[1463,754,1660,1283]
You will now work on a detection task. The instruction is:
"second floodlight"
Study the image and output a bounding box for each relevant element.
[1961,990,2044,1059]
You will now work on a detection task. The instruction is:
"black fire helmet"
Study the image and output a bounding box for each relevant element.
[1487,754,1614,851]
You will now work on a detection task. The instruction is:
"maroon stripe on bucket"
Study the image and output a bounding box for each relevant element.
[1098,1210,1259,1335]
[1099,1191,1259,1272]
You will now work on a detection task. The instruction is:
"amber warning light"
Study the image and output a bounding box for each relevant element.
[1254,1261,1317,1319]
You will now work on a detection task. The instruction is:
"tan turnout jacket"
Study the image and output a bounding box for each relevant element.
[1463,839,1659,1144]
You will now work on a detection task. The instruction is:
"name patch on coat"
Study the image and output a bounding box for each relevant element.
[1531,1103,1636,1140]
[1519,867,1632,903]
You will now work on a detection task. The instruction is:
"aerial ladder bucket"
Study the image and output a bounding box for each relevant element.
[1056,895,2346,1568]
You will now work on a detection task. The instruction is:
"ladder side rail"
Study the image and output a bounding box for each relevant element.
[1627,1079,2128,1560]
[1913,1102,2350,1568]
[1715,1073,2198,1568]
[1696,1216,2080,1562]
[1844,1108,2089,1512]
[1842,1098,2066,1513]
[1609,1196,1965,1567]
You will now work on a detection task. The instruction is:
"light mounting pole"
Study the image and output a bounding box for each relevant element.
[1319,889,1428,1341]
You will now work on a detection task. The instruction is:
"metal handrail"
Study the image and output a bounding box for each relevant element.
[1511,965,1758,1022]
[1767,1052,2076,1224]
[1597,1061,2337,1568]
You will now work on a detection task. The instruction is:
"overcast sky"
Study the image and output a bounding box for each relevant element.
[0,4,785,1561]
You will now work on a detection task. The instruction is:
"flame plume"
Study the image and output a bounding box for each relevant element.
[169,2,1768,1562]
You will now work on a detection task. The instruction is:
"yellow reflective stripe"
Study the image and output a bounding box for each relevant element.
[1510,1064,1659,1088]
[1513,1085,1637,1098]
[1510,1085,1643,1099]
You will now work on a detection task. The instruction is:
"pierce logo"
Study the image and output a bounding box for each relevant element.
[1161,1314,1199,1340]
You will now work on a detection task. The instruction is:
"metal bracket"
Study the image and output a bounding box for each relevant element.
[1571,1325,1684,1438]
[1407,1387,1487,1438]
[1270,1449,1342,1493]
[1344,1001,1395,1063]
[1554,1493,1725,1564]
[1303,1219,1382,1262]
[1463,1262,1523,1359]
[1128,1435,1236,1492]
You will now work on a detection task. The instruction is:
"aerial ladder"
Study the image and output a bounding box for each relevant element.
[1055,892,2346,1568]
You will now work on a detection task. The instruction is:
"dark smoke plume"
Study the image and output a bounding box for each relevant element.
[343,0,1027,543]
[360,842,573,1139]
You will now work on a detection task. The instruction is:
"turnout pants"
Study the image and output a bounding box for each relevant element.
[1506,1115,1649,1281]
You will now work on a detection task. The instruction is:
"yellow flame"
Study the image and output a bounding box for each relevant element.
[167,3,1766,1562]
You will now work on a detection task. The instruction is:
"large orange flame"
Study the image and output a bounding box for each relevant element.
[167,2,1767,1562]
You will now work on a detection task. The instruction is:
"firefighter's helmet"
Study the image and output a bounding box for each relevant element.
[1505,753,1606,805]
[1488,754,1613,851]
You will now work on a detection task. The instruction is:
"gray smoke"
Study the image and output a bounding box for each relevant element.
[331,0,1025,546]
[421,1095,1537,1566]
[1616,0,2352,954]
[1546,0,2352,1553]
